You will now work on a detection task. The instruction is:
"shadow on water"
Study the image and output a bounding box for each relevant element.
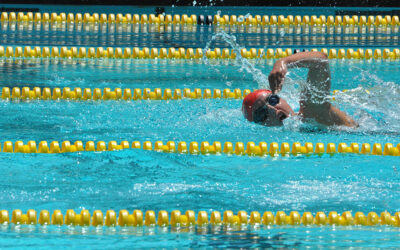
[190,227,301,248]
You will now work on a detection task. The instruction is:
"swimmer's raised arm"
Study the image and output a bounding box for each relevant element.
[269,51,330,94]
[268,51,357,127]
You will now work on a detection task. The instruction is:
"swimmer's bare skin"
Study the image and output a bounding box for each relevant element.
[269,51,357,127]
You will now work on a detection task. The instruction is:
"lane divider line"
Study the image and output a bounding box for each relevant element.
[0,209,398,227]
[0,87,369,101]
[0,12,399,27]
[0,46,399,60]
[1,140,399,156]
[1,87,247,101]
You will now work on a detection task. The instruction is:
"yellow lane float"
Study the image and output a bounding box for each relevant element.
[0,209,399,227]
[0,140,399,157]
[1,46,399,60]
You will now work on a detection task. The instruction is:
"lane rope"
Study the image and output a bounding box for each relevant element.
[0,12,399,27]
[0,46,399,60]
[0,86,370,102]
[2,22,396,36]
[0,209,398,227]
[1,87,247,101]
[1,140,399,156]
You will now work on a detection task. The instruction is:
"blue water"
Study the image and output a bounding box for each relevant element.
[1,5,400,249]
[1,5,400,48]
[1,22,399,48]
[0,59,400,247]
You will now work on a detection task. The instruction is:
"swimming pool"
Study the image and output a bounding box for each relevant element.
[1,6,400,248]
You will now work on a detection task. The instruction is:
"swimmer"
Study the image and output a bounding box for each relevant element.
[242,51,357,127]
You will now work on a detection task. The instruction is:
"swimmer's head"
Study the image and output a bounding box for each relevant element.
[242,89,294,126]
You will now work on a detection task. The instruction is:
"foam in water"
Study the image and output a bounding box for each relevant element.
[284,68,400,133]
[333,83,400,134]
[203,28,400,133]
[202,30,330,131]
[203,29,269,89]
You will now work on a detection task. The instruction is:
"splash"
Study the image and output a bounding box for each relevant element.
[201,23,400,133]
[202,30,269,89]
[264,61,400,134]
[237,13,250,23]
[202,17,286,89]
[332,81,400,133]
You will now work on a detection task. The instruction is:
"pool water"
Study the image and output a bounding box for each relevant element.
[2,21,400,48]
[1,5,400,249]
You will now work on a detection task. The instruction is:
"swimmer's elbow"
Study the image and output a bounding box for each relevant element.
[305,51,327,60]
[311,52,329,64]
[304,52,329,70]
[318,52,328,60]
[311,52,329,70]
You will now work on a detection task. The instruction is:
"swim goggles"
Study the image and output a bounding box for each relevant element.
[253,94,280,124]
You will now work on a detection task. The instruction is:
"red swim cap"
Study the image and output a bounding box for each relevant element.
[242,89,272,122]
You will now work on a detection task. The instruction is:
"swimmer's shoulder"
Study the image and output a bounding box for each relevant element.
[299,101,357,127]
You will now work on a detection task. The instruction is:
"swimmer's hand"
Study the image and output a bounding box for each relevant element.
[268,59,287,94]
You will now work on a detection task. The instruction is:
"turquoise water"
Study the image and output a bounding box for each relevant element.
[1,225,400,248]
[1,5,400,248]
[0,60,400,247]
[1,5,400,48]
[1,22,399,48]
